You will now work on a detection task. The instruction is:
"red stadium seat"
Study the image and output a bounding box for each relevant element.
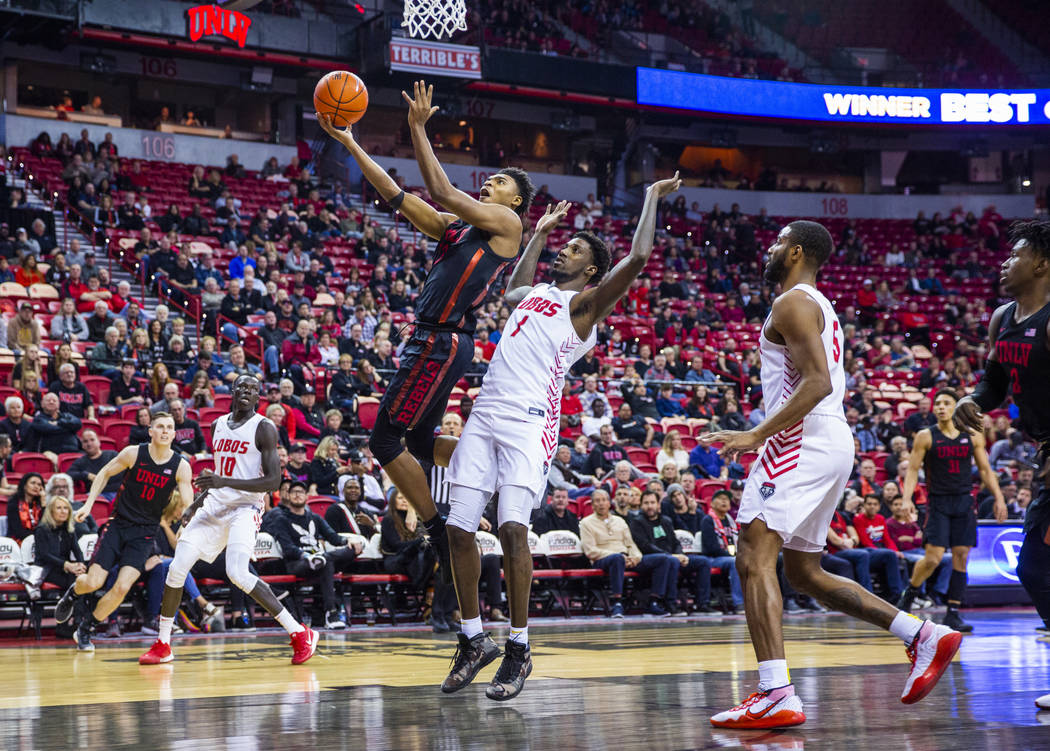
[102,420,136,446]
[11,454,53,474]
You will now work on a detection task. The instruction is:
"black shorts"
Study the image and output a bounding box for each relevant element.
[379,327,474,432]
[923,494,977,549]
[91,520,157,572]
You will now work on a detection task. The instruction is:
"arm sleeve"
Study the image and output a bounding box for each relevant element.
[972,359,1010,412]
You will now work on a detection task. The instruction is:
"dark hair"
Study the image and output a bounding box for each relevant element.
[863,493,881,502]
[13,472,44,504]
[573,231,611,283]
[498,167,535,216]
[1008,219,1050,261]
[933,387,959,403]
[787,220,834,267]
[640,490,660,504]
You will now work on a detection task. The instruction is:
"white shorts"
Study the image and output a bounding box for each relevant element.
[179,500,262,563]
[446,407,551,500]
[738,413,854,554]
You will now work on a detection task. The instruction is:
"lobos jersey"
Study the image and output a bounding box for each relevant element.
[208,412,271,510]
[474,283,596,446]
[760,283,846,420]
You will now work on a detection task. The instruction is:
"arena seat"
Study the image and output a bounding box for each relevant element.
[11,454,53,474]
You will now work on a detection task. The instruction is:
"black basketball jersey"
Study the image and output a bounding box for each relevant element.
[112,444,183,526]
[924,426,974,497]
[994,301,1050,444]
[415,220,516,335]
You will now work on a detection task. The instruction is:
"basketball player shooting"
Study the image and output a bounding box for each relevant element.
[438,173,682,701]
[54,412,193,652]
[139,375,318,666]
[318,79,534,578]
[950,219,1050,710]
[701,221,961,729]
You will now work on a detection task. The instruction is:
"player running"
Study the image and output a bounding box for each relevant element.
[139,375,317,665]
[702,221,961,729]
[897,388,1006,632]
[319,80,533,577]
[438,173,683,701]
[54,411,193,652]
[951,220,1050,710]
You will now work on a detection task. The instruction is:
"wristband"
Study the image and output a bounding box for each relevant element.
[388,190,406,211]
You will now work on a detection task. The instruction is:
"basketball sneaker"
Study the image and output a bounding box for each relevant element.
[942,609,973,633]
[901,621,962,704]
[441,632,500,694]
[710,685,806,729]
[54,583,79,624]
[290,626,319,665]
[896,586,919,613]
[610,602,625,619]
[75,621,95,652]
[139,640,174,665]
[485,640,532,701]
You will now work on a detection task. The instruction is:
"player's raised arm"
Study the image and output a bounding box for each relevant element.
[194,420,282,494]
[574,173,681,327]
[504,201,570,307]
[402,81,521,240]
[74,445,138,522]
[317,112,454,241]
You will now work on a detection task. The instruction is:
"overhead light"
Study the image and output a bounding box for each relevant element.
[458,120,467,126]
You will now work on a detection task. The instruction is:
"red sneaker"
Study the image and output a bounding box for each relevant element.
[139,640,174,665]
[290,627,318,665]
[901,622,962,704]
[710,685,806,729]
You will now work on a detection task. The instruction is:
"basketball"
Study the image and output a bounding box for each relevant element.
[313,71,368,128]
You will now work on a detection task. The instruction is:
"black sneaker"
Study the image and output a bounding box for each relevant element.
[55,583,79,624]
[942,609,974,633]
[485,640,532,702]
[896,586,919,613]
[231,614,256,632]
[441,633,501,694]
[75,622,95,652]
[783,597,803,613]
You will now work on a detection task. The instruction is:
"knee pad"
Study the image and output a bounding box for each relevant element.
[447,484,492,533]
[497,485,537,529]
[226,545,259,593]
[164,545,199,589]
[404,427,437,464]
[368,410,406,466]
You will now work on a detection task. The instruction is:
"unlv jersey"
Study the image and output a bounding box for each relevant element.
[924,426,973,497]
[759,283,846,420]
[474,283,597,451]
[208,412,271,510]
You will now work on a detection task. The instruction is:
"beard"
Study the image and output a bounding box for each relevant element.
[763,253,787,285]
[550,267,574,283]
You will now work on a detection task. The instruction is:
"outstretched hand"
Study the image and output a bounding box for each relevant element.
[535,200,570,234]
[648,170,682,198]
[316,112,355,149]
[402,80,439,127]
[700,429,764,462]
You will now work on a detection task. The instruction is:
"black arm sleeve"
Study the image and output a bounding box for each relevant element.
[971,358,1010,412]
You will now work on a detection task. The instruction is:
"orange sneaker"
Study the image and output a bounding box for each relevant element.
[710,685,806,729]
[901,621,961,704]
[290,627,319,665]
[139,640,174,665]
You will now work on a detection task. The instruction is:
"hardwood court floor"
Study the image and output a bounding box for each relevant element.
[2,609,1048,750]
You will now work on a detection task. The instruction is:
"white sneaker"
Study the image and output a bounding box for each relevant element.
[1036,692,1050,710]
[710,685,806,729]
[901,621,962,704]
[325,611,347,629]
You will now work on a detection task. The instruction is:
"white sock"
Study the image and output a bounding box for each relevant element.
[890,611,924,644]
[275,608,305,635]
[462,616,483,639]
[757,659,790,691]
[158,615,175,645]
[509,626,528,646]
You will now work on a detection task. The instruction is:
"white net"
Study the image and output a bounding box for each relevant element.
[402,0,467,40]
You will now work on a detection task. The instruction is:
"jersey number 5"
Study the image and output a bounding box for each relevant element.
[832,320,841,363]
[219,457,235,476]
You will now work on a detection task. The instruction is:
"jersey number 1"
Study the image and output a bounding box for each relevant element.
[219,456,235,476]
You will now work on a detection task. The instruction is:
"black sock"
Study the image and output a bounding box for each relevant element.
[947,569,967,609]
[906,584,922,596]
[422,514,445,535]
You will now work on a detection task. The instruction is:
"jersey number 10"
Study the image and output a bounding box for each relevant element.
[218,457,236,476]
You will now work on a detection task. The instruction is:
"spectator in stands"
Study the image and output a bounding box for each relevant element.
[380,488,437,594]
[11,345,43,391]
[86,301,115,343]
[698,490,745,612]
[309,436,355,496]
[50,298,89,342]
[69,429,122,499]
[586,424,630,477]
[6,472,44,540]
[689,439,727,480]
[989,431,1035,472]
[48,363,94,420]
[25,392,81,458]
[263,480,359,629]
[32,495,87,598]
[547,444,596,495]
[664,483,702,535]
[655,384,685,418]
[7,303,41,353]
[581,489,670,619]
[610,402,655,448]
[851,457,883,498]
[581,399,613,441]
[88,326,125,378]
[167,400,205,457]
[883,436,909,479]
[655,430,690,472]
[14,255,43,289]
[853,493,904,601]
[324,475,377,537]
[532,489,581,535]
[0,397,30,451]
[107,356,145,405]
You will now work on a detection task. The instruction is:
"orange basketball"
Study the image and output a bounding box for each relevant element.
[313,71,368,128]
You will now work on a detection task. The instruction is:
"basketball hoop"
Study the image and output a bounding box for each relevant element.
[401,0,467,40]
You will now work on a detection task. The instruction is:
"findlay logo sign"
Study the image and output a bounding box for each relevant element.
[187,3,253,48]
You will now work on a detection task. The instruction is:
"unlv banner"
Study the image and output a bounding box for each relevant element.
[389,38,481,79]
[187,4,253,48]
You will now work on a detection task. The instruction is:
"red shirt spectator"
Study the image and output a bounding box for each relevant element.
[857,282,878,309]
[854,500,899,551]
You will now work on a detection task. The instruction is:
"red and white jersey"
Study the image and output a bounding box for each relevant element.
[475,282,596,421]
[208,412,271,510]
[759,283,846,421]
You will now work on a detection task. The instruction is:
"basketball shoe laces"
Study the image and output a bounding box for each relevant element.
[494,643,526,683]
[449,639,475,674]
